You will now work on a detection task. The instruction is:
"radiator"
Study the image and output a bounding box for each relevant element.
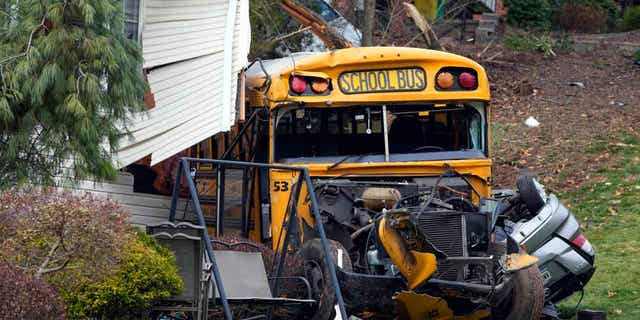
[415,210,467,281]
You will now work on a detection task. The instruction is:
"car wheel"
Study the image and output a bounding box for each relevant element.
[494,265,545,320]
[298,239,352,320]
[516,175,546,215]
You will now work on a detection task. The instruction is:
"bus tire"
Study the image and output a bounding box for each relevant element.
[496,265,545,320]
[298,239,352,320]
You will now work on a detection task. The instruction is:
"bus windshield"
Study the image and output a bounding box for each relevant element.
[273,103,487,164]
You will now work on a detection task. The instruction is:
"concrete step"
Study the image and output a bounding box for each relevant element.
[479,20,497,30]
[480,13,499,25]
[475,27,497,44]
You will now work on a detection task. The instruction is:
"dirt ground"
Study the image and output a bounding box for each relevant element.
[448,34,640,192]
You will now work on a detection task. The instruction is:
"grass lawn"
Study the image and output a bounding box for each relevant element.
[558,134,640,319]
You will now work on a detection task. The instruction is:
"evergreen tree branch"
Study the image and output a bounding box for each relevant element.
[0,9,16,20]
[0,65,6,92]
[1,0,145,186]
[0,10,48,65]
[75,62,87,95]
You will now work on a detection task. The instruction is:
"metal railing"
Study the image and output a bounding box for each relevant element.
[167,157,347,320]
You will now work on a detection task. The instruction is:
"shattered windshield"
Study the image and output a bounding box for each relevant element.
[297,0,340,21]
[273,103,487,163]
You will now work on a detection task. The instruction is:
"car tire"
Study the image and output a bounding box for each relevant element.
[495,265,545,320]
[298,239,352,320]
[516,175,546,214]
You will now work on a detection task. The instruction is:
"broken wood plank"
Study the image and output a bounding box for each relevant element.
[280,0,352,49]
[403,2,444,51]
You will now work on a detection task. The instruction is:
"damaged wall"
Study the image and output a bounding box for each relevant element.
[114,0,251,167]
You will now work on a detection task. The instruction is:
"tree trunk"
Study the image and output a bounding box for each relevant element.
[362,0,376,46]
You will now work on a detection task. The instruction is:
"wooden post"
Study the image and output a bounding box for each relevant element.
[237,69,246,122]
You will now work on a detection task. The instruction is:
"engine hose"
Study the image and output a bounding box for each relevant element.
[350,223,374,240]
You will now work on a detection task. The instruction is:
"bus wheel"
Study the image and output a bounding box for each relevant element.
[494,265,545,320]
[298,239,352,320]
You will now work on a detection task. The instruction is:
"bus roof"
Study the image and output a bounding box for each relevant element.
[246,47,490,107]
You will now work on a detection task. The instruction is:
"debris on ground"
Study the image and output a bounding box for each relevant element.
[568,81,585,88]
[448,32,640,192]
[524,116,541,128]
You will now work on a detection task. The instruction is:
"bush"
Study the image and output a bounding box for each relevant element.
[64,231,183,319]
[624,6,640,30]
[505,0,552,30]
[553,0,619,31]
[0,190,182,318]
[0,263,65,319]
[0,189,132,290]
[555,3,607,32]
[634,49,640,62]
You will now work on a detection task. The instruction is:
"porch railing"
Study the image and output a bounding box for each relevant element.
[167,157,347,320]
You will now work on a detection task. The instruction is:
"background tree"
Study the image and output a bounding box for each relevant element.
[362,0,376,46]
[0,0,146,187]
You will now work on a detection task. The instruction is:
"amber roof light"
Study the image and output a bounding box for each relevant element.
[436,72,455,89]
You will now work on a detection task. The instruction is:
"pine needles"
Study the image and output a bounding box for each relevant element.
[0,0,147,188]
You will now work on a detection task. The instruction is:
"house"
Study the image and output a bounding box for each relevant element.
[68,0,251,227]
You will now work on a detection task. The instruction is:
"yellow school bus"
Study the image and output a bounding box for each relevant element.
[242,47,542,320]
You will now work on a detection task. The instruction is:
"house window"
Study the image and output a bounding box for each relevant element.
[124,0,141,41]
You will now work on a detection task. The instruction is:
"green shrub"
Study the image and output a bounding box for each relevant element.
[634,49,640,62]
[64,231,183,319]
[505,0,552,30]
[504,34,537,51]
[533,34,557,57]
[623,6,640,30]
[504,33,557,57]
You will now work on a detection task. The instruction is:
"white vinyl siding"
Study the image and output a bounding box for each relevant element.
[114,0,250,167]
[57,173,196,227]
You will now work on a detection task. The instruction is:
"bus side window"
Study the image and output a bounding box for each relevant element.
[328,111,339,135]
[342,112,353,134]
[276,111,292,135]
[308,110,322,134]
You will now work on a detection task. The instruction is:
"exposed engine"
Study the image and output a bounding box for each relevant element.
[312,174,499,290]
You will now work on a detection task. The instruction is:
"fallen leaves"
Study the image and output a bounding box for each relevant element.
[610,309,623,315]
[483,44,640,191]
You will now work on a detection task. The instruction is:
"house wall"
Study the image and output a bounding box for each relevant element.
[114,0,251,168]
[59,173,195,227]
